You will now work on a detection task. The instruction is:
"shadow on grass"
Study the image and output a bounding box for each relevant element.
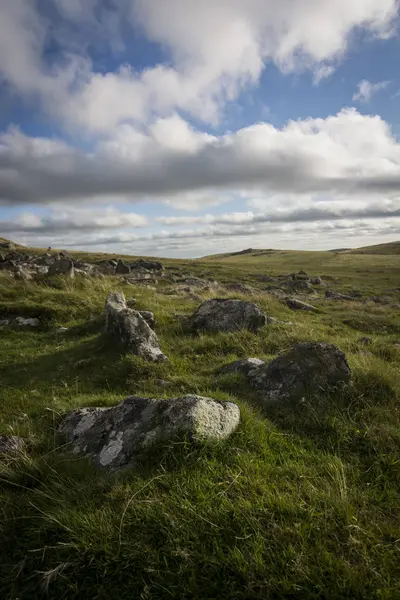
[0,334,139,397]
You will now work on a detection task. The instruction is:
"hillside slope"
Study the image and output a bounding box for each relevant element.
[349,241,400,255]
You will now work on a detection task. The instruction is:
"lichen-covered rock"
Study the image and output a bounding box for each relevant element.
[48,258,74,278]
[0,435,26,455]
[59,395,240,469]
[105,292,167,361]
[219,358,265,376]
[249,342,351,405]
[189,298,266,333]
[285,297,318,312]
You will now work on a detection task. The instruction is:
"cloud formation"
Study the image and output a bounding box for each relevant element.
[352,79,390,103]
[2,109,400,208]
[0,0,397,132]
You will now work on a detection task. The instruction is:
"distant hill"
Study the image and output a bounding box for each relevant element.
[349,241,400,255]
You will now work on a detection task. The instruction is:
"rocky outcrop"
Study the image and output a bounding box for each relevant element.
[116,259,130,274]
[59,395,240,469]
[131,259,163,271]
[105,292,167,361]
[325,290,356,301]
[189,298,267,333]
[249,342,351,405]
[48,258,74,278]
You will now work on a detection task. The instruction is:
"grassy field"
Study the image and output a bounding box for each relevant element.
[1,247,400,599]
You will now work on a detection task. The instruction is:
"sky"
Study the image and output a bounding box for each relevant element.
[1,1,400,257]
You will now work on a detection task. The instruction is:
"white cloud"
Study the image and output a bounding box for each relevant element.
[352,79,390,103]
[312,64,335,85]
[0,206,147,234]
[0,1,397,132]
[2,109,400,207]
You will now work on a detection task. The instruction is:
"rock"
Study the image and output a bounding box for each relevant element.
[0,319,10,326]
[138,311,156,329]
[284,297,318,312]
[325,290,356,301]
[310,276,323,285]
[105,292,167,361]
[59,395,240,469]
[286,280,313,291]
[0,435,26,455]
[15,317,40,327]
[290,271,309,281]
[249,342,351,405]
[358,337,372,345]
[224,282,255,294]
[189,298,266,333]
[15,268,33,281]
[179,277,218,289]
[57,327,69,333]
[130,259,163,271]
[116,259,130,274]
[219,358,265,376]
[48,258,74,278]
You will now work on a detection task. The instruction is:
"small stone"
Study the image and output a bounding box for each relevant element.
[15,317,40,327]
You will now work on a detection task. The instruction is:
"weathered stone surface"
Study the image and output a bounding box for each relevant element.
[0,435,26,455]
[105,292,167,361]
[285,297,318,312]
[131,260,163,271]
[310,276,324,285]
[116,259,130,274]
[138,311,156,329]
[48,258,74,278]
[219,357,265,376]
[249,342,351,405]
[189,298,266,333]
[59,395,240,469]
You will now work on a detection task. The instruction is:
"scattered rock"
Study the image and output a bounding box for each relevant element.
[59,395,240,469]
[249,342,351,405]
[219,357,265,376]
[105,292,167,362]
[189,298,266,333]
[284,297,318,312]
[310,276,323,285]
[15,317,40,327]
[116,259,130,274]
[48,258,74,278]
[0,435,26,456]
[0,319,10,326]
[131,260,163,271]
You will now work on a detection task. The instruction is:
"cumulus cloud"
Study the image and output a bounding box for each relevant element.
[0,206,147,235]
[352,79,390,103]
[0,0,397,131]
[2,110,400,207]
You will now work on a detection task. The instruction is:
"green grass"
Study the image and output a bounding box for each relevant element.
[0,249,400,599]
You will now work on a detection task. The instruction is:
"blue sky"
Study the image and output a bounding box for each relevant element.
[1,0,400,257]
